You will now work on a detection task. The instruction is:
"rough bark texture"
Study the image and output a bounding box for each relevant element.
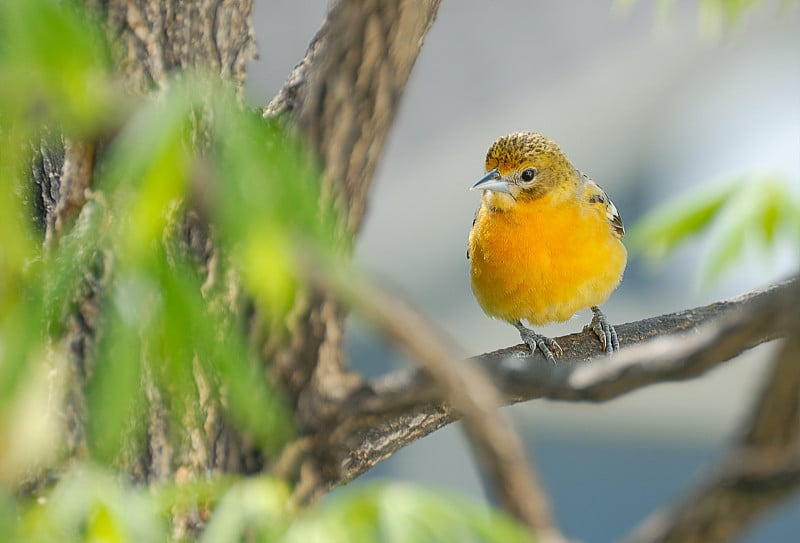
[261,0,443,500]
[34,0,444,526]
[30,133,64,239]
[267,0,441,234]
[102,0,255,91]
[101,3,260,491]
[30,2,261,536]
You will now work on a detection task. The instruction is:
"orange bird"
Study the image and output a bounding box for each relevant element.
[467,132,626,363]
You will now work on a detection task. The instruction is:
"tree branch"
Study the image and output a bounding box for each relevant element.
[260,1,443,416]
[265,0,442,234]
[258,0,444,493]
[361,276,799,413]
[323,277,799,491]
[310,259,566,541]
[49,138,95,245]
[624,314,800,543]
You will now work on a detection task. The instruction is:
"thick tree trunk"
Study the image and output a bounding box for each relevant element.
[262,0,442,501]
[32,0,442,527]
[100,0,255,91]
[32,1,261,536]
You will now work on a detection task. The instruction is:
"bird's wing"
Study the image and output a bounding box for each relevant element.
[467,207,479,260]
[580,172,624,238]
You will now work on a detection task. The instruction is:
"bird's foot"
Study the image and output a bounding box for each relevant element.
[585,306,619,354]
[515,322,562,364]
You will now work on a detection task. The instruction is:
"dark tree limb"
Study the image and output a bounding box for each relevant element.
[624,311,800,543]
[308,260,566,541]
[312,277,799,494]
[259,0,444,499]
[49,139,95,244]
[360,276,799,413]
[30,134,64,235]
[265,0,441,234]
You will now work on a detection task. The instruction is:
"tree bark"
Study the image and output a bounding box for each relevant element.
[33,0,444,530]
[261,0,442,499]
[32,1,262,536]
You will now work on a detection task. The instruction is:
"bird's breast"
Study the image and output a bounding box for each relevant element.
[468,197,626,325]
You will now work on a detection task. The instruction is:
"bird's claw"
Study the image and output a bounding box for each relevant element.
[516,323,562,364]
[587,306,619,354]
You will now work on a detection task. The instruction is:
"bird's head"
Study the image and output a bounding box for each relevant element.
[470,132,577,208]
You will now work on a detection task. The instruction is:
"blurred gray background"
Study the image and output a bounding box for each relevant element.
[247,1,800,541]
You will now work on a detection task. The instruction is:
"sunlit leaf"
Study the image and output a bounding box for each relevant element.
[0,0,117,134]
[86,502,125,543]
[42,196,107,335]
[152,476,235,518]
[701,175,798,282]
[19,466,165,543]
[284,482,536,543]
[0,354,61,485]
[631,181,737,260]
[86,277,147,465]
[156,251,295,453]
[99,86,194,265]
[210,101,331,323]
[633,173,800,284]
[200,477,291,543]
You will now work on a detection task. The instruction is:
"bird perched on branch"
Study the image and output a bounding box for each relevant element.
[467,132,626,363]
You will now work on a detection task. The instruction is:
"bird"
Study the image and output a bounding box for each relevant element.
[467,132,626,363]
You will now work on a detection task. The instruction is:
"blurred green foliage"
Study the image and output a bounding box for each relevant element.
[632,174,800,284]
[612,0,800,280]
[8,473,536,543]
[0,0,533,541]
[281,483,536,543]
[615,0,797,34]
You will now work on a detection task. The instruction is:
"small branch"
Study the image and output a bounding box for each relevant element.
[624,317,800,543]
[311,260,566,541]
[265,0,442,233]
[48,138,95,245]
[359,277,799,415]
[323,277,799,493]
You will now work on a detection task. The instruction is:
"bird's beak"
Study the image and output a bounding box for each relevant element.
[470,168,510,193]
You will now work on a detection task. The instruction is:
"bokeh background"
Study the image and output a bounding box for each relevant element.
[247,1,800,541]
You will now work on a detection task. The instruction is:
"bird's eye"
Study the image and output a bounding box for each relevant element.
[520,168,537,182]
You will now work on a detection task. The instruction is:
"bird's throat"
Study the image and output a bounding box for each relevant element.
[482,190,516,212]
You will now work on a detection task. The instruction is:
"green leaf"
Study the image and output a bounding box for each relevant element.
[211,99,340,322]
[42,196,107,334]
[152,476,235,518]
[283,482,536,543]
[98,86,194,266]
[701,175,798,283]
[630,181,737,260]
[200,477,291,543]
[633,172,799,284]
[156,251,296,454]
[0,0,116,134]
[0,490,18,540]
[19,466,165,543]
[87,276,148,465]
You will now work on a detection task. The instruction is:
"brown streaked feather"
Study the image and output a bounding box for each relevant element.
[581,172,624,238]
